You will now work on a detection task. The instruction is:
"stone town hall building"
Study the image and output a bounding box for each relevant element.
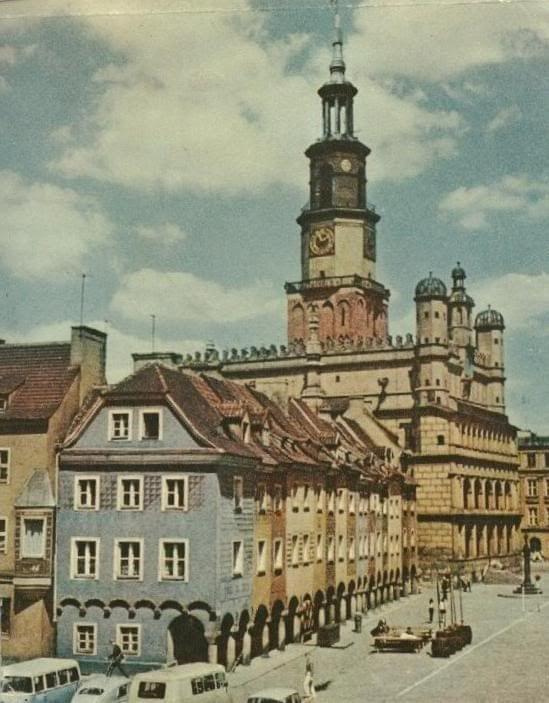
[140,16,521,572]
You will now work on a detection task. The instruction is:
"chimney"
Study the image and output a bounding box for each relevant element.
[70,326,107,402]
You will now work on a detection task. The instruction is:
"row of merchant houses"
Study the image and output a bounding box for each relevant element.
[0,327,417,672]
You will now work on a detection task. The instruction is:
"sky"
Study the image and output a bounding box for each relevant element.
[0,0,547,432]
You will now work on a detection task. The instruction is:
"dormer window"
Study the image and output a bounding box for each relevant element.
[242,421,251,444]
[109,410,132,441]
[140,410,161,440]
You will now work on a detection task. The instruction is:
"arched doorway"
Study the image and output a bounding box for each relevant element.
[530,536,542,553]
[168,612,208,664]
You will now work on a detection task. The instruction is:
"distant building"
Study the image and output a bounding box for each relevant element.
[0,326,106,660]
[518,433,549,556]
[56,363,415,672]
[171,12,520,575]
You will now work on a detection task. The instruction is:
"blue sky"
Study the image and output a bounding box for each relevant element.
[0,0,547,431]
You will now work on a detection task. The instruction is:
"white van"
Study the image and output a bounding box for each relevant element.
[128,664,231,703]
[0,658,81,703]
[72,675,129,703]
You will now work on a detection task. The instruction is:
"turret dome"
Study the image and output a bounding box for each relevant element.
[415,272,447,300]
[475,307,505,330]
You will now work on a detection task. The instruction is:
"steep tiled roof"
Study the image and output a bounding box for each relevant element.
[0,343,79,420]
[15,469,55,507]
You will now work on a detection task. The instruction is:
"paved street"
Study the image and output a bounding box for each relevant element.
[228,578,549,702]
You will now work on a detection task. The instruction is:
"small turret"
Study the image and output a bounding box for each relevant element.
[448,262,474,348]
[414,273,448,346]
[475,306,505,411]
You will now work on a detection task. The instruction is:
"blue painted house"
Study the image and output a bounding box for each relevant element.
[56,363,259,673]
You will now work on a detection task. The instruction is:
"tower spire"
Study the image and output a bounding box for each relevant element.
[329,0,346,82]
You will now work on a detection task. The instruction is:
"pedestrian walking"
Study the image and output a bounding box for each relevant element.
[303,669,316,701]
[439,598,447,628]
[428,598,434,623]
[106,640,129,677]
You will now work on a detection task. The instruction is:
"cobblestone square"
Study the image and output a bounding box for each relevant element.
[229,580,549,703]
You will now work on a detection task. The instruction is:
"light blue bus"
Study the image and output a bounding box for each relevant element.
[0,658,81,703]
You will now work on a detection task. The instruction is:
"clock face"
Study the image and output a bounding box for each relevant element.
[309,226,335,257]
[340,158,352,173]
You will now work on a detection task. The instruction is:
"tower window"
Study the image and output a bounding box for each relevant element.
[437,435,445,445]
[424,312,429,319]
[335,375,340,383]
[435,337,440,343]
[434,311,440,319]
[494,339,499,345]
[496,397,500,403]
[436,379,440,386]
[341,307,346,326]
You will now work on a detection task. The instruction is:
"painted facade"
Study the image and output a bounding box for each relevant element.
[518,433,549,556]
[56,363,416,672]
[0,326,106,660]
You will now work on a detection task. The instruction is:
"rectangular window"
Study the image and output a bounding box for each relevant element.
[303,534,310,564]
[117,476,143,510]
[303,485,310,512]
[233,476,243,511]
[232,540,243,577]
[291,483,299,511]
[338,535,345,561]
[328,490,335,514]
[0,517,7,553]
[545,453,549,468]
[109,411,132,441]
[115,540,142,580]
[338,489,345,513]
[291,535,299,566]
[273,538,283,573]
[0,449,9,483]
[349,492,356,514]
[256,539,267,575]
[117,624,141,656]
[349,536,355,561]
[528,508,538,526]
[161,476,187,511]
[140,410,161,440]
[74,476,99,510]
[527,453,536,468]
[274,484,283,512]
[0,597,11,636]
[315,486,323,513]
[159,540,188,581]
[256,483,267,513]
[74,624,96,655]
[21,518,45,558]
[316,533,323,562]
[327,535,335,563]
[71,539,99,579]
[527,479,538,498]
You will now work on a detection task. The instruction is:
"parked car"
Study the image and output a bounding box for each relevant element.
[72,675,129,703]
[247,688,302,703]
[0,658,81,703]
[128,664,230,703]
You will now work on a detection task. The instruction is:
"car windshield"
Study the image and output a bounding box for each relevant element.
[79,688,105,695]
[1,677,33,693]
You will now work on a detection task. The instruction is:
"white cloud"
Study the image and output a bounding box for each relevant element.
[135,222,187,245]
[0,45,16,65]
[111,268,283,324]
[486,105,522,133]
[439,175,549,230]
[6,318,204,383]
[470,272,549,331]
[349,0,549,81]
[0,170,114,279]
[46,1,467,192]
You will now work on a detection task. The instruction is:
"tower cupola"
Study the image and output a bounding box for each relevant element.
[448,262,475,348]
[414,273,448,346]
[475,306,506,410]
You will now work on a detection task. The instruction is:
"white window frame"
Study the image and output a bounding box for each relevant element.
[74,475,100,511]
[139,408,163,441]
[71,537,100,580]
[117,475,144,511]
[232,539,244,577]
[328,490,335,514]
[256,539,267,575]
[528,508,538,526]
[0,516,7,553]
[21,517,46,558]
[273,484,283,512]
[273,538,284,573]
[349,536,356,562]
[256,482,268,513]
[108,409,132,441]
[315,486,323,513]
[303,485,310,512]
[527,479,538,498]
[114,539,144,581]
[0,449,9,483]
[116,623,141,657]
[316,533,323,562]
[291,535,299,566]
[302,534,310,564]
[291,483,299,511]
[338,534,345,562]
[73,622,97,656]
[233,476,243,512]
[158,539,189,582]
[327,535,335,563]
[161,475,188,511]
[349,492,356,515]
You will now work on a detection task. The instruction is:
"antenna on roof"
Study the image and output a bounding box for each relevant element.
[79,273,86,326]
[151,314,156,352]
